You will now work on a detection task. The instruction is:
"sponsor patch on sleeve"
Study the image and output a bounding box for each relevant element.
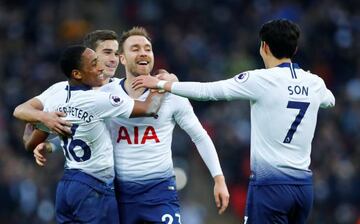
[234,72,249,83]
[109,94,122,107]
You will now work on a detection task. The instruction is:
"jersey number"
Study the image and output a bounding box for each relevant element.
[62,124,91,162]
[161,213,181,224]
[283,101,310,144]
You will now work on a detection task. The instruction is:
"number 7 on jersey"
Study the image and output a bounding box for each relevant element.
[283,101,310,144]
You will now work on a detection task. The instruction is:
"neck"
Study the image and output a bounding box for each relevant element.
[124,73,148,99]
[68,79,83,86]
[265,57,292,69]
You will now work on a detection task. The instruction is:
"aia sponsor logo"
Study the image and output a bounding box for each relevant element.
[117,126,160,144]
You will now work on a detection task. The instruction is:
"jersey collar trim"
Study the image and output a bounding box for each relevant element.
[119,78,149,96]
[65,84,92,91]
[276,62,300,69]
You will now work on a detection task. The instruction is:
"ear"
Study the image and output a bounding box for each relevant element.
[72,69,82,80]
[262,41,270,54]
[119,54,126,66]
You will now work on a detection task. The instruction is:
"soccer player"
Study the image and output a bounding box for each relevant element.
[14,30,120,136]
[16,27,229,223]
[100,27,229,224]
[132,19,336,224]
[14,45,163,224]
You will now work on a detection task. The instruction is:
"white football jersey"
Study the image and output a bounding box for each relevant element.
[36,81,134,182]
[100,78,223,182]
[171,62,335,185]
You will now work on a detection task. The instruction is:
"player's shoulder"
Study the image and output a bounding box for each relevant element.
[165,92,193,109]
[100,78,126,93]
[233,68,269,83]
[298,70,327,87]
[46,81,68,91]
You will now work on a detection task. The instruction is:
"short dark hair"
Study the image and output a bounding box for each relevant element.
[83,30,118,50]
[60,45,87,78]
[259,19,300,59]
[119,27,151,53]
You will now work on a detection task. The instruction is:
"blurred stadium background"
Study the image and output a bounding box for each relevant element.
[1,0,359,223]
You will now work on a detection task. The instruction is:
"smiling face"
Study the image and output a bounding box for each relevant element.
[120,35,154,77]
[94,39,119,78]
[79,48,104,87]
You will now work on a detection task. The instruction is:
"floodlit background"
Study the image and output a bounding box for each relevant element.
[1,0,359,223]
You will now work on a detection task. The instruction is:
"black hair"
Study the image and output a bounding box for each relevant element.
[259,19,300,59]
[83,30,118,50]
[60,45,87,78]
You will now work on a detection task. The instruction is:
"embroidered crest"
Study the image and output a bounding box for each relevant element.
[109,94,122,106]
[235,72,249,83]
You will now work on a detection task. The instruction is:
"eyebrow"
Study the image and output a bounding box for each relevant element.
[130,43,152,48]
[102,48,117,52]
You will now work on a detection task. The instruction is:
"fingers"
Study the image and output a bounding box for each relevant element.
[34,153,46,166]
[34,144,47,167]
[55,111,67,117]
[52,125,71,136]
[132,78,147,90]
[215,192,221,209]
[218,193,230,215]
[153,69,168,75]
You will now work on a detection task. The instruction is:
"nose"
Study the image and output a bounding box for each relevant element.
[139,48,148,56]
[109,53,118,62]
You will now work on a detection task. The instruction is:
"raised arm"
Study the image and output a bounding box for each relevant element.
[13,97,72,135]
[133,71,263,102]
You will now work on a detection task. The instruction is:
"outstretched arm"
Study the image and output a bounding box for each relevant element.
[13,97,72,135]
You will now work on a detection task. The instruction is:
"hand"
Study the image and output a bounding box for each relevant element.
[213,175,230,214]
[40,111,72,136]
[156,72,179,82]
[33,142,52,167]
[132,75,161,90]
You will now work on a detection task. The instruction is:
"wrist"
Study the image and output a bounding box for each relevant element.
[38,111,47,123]
[156,80,167,90]
[213,175,225,183]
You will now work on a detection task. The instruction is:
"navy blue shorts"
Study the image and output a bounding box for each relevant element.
[244,184,313,224]
[55,169,119,224]
[115,177,181,224]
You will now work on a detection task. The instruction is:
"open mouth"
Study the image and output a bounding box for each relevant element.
[137,61,149,65]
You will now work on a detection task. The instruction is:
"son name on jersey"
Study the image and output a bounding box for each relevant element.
[57,106,94,123]
[288,85,309,96]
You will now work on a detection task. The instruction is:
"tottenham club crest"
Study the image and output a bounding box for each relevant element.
[110,94,122,106]
[235,72,249,83]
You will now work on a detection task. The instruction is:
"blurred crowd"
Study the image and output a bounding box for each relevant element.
[0,0,359,223]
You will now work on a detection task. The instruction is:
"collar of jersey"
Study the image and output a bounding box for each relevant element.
[119,78,148,95]
[276,62,300,69]
[65,84,92,91]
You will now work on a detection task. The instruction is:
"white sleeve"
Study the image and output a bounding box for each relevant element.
[35,81,67,105]
[92,91,135,119]
[171,71,265,101]
[173,97,223,177]
[319,80,335,108]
